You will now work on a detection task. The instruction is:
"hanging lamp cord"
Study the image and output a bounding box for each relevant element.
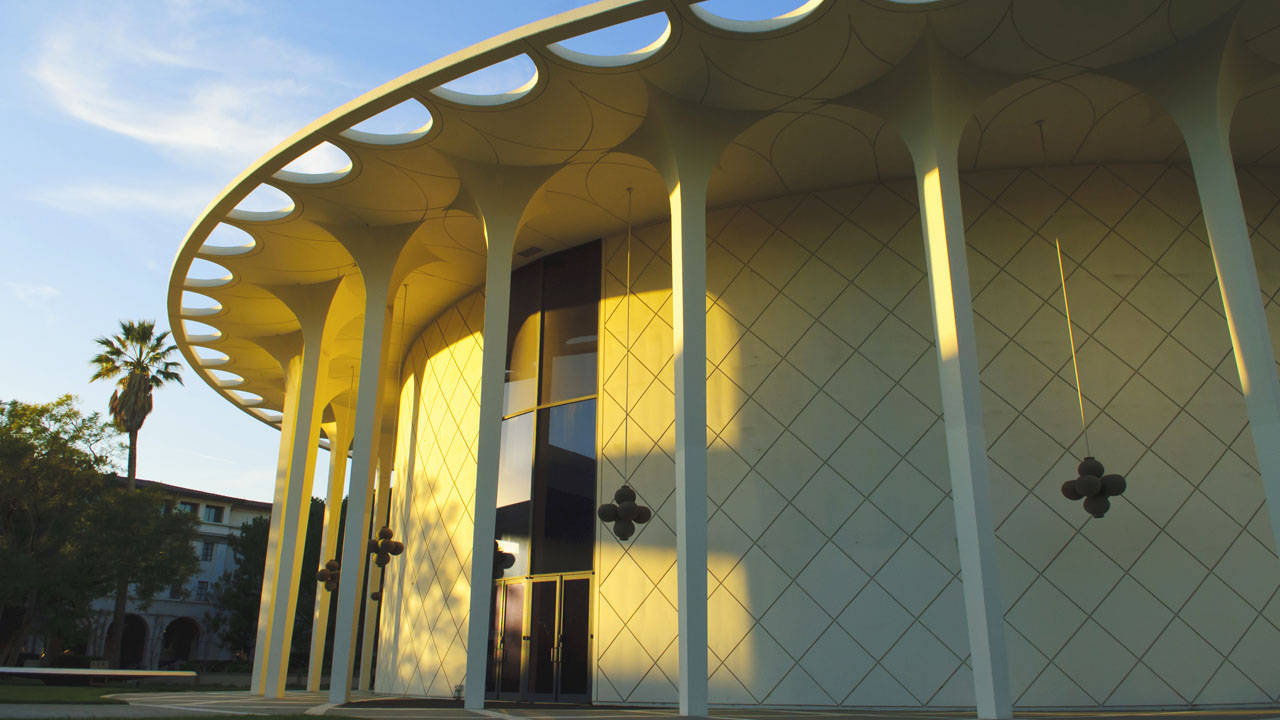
[1040,119,1092,456]
[624,187,634,484]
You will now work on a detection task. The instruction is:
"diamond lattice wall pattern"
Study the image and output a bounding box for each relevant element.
[377,291,484,697]
[592,163,1280,707]
[376,164,1280,708]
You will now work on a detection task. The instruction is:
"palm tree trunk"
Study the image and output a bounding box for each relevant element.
[105,429,138,667]
[126,428,137,491]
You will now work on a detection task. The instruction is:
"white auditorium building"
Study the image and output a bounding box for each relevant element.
[167,1,1280,716]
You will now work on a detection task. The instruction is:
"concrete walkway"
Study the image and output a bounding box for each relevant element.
[14,692,1273,720]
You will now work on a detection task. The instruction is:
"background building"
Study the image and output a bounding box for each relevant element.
[166,0,1280,715]
[87,480,271,669]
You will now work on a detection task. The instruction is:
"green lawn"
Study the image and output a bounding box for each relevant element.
[0,684,126,704]
[0,681,246,704]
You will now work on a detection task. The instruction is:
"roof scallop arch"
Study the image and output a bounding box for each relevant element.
[167,0,1280,428]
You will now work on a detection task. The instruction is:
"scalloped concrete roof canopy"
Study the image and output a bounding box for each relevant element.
[168,0,1280,428]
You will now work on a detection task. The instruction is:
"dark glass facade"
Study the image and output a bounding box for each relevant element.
[493,241,601,579]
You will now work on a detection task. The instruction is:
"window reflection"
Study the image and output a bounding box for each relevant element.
[532,400,596,574]
[495,240,601,579]
[540,243,600,404]
[495,413,534,579]
[505,265,542,415]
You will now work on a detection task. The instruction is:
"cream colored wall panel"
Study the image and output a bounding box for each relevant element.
[594,162,1280,709]
[376,291,484,698]
[374,163,1280,708]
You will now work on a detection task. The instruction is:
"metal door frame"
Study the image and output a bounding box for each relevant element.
[485,571,593,703]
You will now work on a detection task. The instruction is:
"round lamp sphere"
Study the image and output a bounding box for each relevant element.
[1075,473,1102,497]
[614,519,636,540]
[1101,474,1126,497]
[1078,457,1105,477]
[1083,495,1111,517]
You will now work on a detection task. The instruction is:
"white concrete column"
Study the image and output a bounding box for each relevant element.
[621,89,756,717]
[307,417,352,692]
[914,149,1011,719]
[462,210,515,711]
[328,225,416,705]
[456,161,555,711]
[840,39,1012,719]
[359,444,395,691]
[260,282,339,698]
[670,169,711,719]
[1106,14,1280,557]
[250,349,304,695]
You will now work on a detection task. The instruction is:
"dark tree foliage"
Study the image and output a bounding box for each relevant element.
[0,396,199,665]
[208,497,334,670]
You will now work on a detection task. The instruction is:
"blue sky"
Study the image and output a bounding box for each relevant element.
[0,0,808,503]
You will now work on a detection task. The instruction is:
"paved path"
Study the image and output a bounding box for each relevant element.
[5,692,1274,720]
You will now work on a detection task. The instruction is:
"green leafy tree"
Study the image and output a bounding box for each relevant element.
[0,397,198,666]
[89,319,183,667]
[0,396,113,664]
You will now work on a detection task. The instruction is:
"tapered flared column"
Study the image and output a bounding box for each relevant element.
[359,445,395,691]
[670,170,710,718]
[250,353,304,695]
[462,217,515,710]
[1107,13,1280,557]
[328,226,413,705]
[259,282,339,698]
[621,89,757,716]
[1186,130,1280,554]
[914,151,1011,718]
[262,351,324,697]
[840,39,1012,718]
[454,162,554,711]
[307,419,352,692]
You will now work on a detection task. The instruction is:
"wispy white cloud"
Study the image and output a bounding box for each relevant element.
[33,182,215,218]
[6,282,61,306]
[29,1,353,171]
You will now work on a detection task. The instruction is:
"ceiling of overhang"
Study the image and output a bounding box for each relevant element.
[168,0,1280,433]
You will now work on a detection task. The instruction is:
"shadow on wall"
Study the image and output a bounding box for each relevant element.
[365,134,1280,704]
[592,161,1280,708]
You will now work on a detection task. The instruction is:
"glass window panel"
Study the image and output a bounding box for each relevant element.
[539,242,600,404]
[559,578,591,697]
[505,263,542,415]
[528,580,557,696]
[499,582,524,696]
[495,413,534,579]
[531,400,597,574]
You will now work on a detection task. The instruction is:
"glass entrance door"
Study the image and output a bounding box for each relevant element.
[485,573,591,703]
[487,580,525,699]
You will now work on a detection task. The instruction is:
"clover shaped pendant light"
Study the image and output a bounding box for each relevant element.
[597,485,652,541]
[316,559,340,592]
[367,526,405,568]
[1061,456,1127,518]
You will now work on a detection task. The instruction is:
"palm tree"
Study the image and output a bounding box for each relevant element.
[90,319,183,666]
[90,320,183,490]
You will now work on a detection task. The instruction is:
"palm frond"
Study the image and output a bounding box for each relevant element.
[90,319,184,430]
